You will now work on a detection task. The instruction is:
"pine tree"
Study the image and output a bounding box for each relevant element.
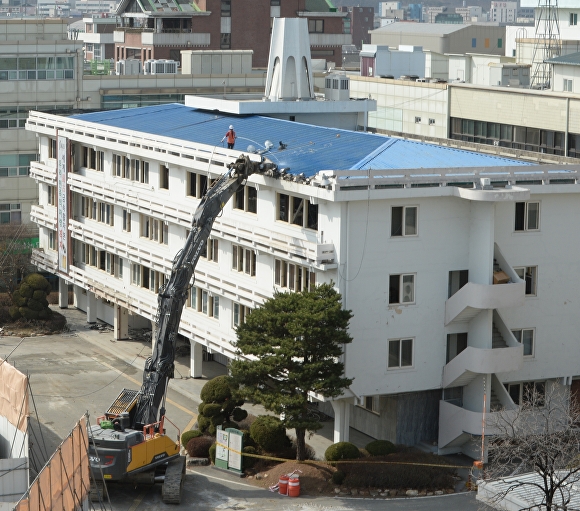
[230,283,353,461]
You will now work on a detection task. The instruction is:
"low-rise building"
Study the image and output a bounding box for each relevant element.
[27,100,580,457]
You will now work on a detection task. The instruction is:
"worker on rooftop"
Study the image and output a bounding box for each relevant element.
[222,125,237,149]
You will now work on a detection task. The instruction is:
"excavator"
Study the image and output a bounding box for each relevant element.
[88,154,277,504]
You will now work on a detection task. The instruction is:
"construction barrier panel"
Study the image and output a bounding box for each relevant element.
[13,416,90,511]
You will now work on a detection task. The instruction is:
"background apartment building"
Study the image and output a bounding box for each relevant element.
[26,102,580,457]
[113,0,351,68]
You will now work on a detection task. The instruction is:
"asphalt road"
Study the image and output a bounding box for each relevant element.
[1,329,489,511]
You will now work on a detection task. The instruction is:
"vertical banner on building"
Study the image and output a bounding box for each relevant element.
[57,135,69,274]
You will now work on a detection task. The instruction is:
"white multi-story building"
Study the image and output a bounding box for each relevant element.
[490,1,517,23]
[26,102,580,457]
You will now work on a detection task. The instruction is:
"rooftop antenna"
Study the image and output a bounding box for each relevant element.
[529,0,560,89]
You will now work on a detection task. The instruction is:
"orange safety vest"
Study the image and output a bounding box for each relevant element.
[226,129,236,144]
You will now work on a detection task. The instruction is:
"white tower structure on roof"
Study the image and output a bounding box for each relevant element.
[264,18,314,101]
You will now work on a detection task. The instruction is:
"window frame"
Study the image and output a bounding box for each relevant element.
[276,193,318,230]
[388,273,415,305]
[387,338,414,369]
[514,201,540,232]
[391,205,418,237]
[514,265,538,297]
[511,328,535,357]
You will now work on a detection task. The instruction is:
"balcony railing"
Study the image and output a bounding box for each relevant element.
[445,281,525,325]
[438,399,515,449]
[442,345,523,388]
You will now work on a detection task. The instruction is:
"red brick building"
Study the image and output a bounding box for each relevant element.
[113,0,351,68]
[338,5,374,50]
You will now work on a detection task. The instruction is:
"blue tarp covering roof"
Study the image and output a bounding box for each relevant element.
[72,103,533,177]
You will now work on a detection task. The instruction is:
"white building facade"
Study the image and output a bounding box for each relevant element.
[25,103,580,457]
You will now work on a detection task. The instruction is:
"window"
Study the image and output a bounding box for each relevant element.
[570,12,577,25]
[189,286,198,310]
[277,193,318,230]
[131,263,142,286]
[564,79,573,92]
[498,38,503,48]
[388,274,415,304]
[113,154,129,178]
[388,338,413,369]
[484,38,490,48]
[213,295,220,319]
[140,215,167,244]
[195,290,219,319]
[234,186,257,213]
[221,0,231,16]
[0,56,75,81]
[446,333,467,363]
[448,270,468,298]
[391,206,417,237]
[504,381,545,406]
[0,203,21,224]
[160,165,169,190]
[98,203,114,226]
[82,147,97,169]
[308,19,324,33]
[514,201,539,231]
[49,138,57,158]
[429,118,435,125]
[187,172,209,199]
[48,185,56,206]
[48,229,56,251]
[362,396,379,413]
[274,259,315,291]
[512,328,534,357]
[123,209,131,232]
[233,302,251,327]
[270,0,280,17]
[202,238,219,263]
[220,33,231,49]
[471,38,476,48]
[232,244,256,276]
[515,266,537,296]
[415,116,421,123]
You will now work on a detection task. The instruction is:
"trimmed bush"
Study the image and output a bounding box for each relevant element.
[325,442,361,462]
[12,291,26,307]
[186,436,213,458]
[242,446,258,469]
[203,403,222,418]
[365,440,396,457]
[232,407,248,422]
[19,283,33,299]
[11,274,53,322]
[200,375,233,403]
[250,415,290,454]
[181,429,202,449]
[20,307,39,320]
[209,443,217,464]
[9,306,21,320]
[331,470,346,485]
[32,290,47,301]
[197,375,247,435]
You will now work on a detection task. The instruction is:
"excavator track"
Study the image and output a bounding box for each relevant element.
[162,456,186,504]
[89,478,108,503]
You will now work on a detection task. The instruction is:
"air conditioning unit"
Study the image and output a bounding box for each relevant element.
[403,283,413,302]
[144,59,178,75]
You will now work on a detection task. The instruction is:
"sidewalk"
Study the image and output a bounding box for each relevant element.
[51,305,373,459]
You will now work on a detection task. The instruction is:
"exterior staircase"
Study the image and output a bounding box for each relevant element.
[492,324,508,349]
[490,388,502,412]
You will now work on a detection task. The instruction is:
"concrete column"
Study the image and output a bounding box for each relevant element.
[86,291,98,323]
[73,285,82,308]
[331,399,350,443]
[58,278,68,308]
[114,304,129,340]
[190,340,203,379]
